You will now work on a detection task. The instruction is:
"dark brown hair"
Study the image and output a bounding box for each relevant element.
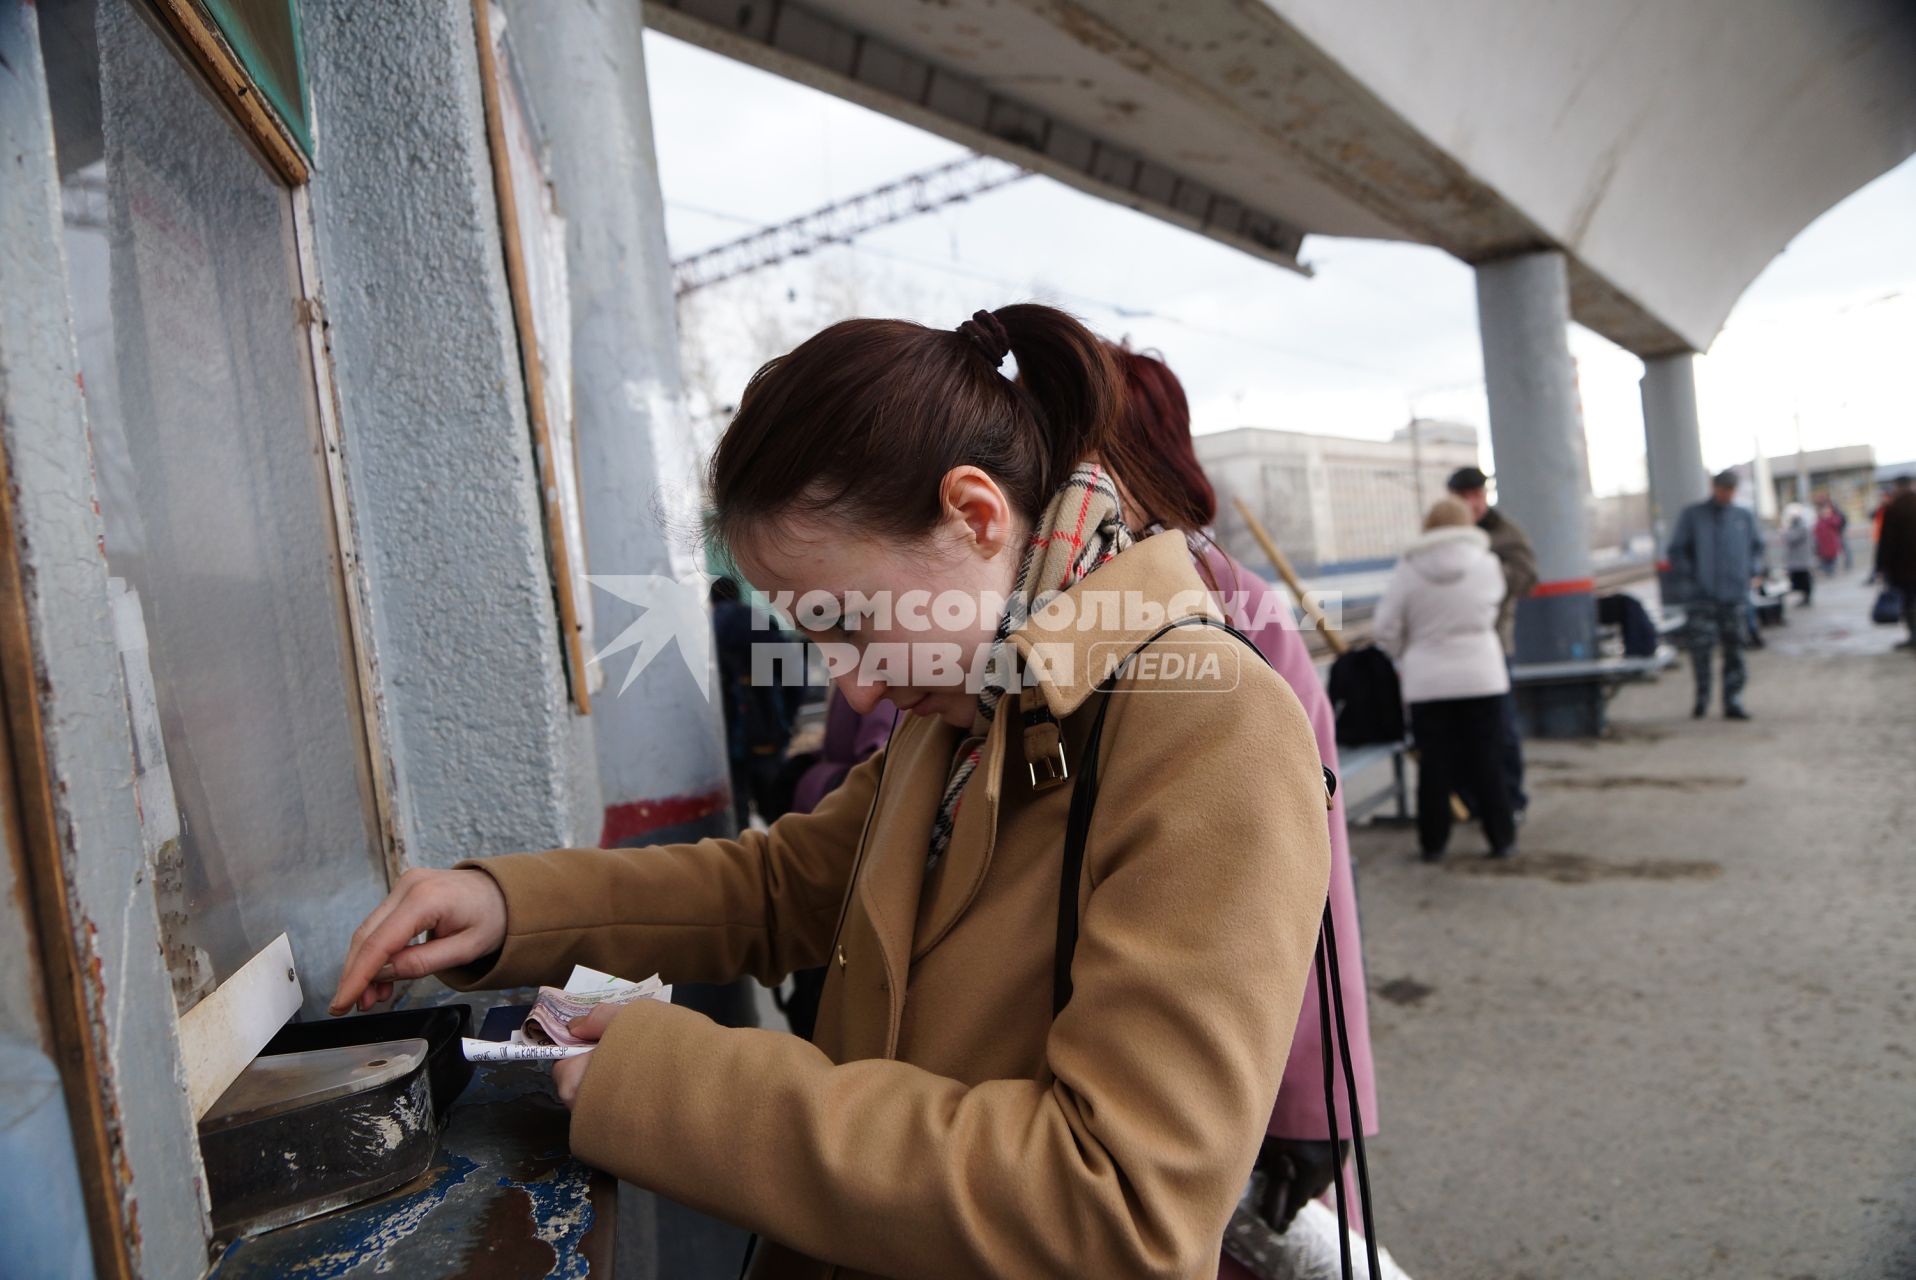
[708,304,1121,550]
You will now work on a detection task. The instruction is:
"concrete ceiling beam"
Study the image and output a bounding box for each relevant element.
[647,0,1313,277]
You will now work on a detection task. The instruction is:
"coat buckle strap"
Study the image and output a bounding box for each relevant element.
[1028,741,1069,790]
[1020,686,1069,791]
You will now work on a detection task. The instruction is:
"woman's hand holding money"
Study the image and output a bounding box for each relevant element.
[330,868,508,1015]
[551,1004,623,1109]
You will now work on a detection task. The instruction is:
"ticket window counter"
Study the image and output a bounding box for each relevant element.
[41,0,391,1018]
[10,3,630,1271]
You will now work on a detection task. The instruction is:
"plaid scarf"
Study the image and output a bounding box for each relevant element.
[927,462,1133,866]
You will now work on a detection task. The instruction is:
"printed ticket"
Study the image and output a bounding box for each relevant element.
[460,965,671,1064]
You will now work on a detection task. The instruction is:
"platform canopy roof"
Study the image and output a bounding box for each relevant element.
[649,0,1916,357]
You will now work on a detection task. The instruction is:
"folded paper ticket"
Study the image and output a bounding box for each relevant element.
[461,965,671,1064]
[460,1038,592,1063]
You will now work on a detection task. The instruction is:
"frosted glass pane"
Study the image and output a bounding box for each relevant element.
[49,0,385,1015]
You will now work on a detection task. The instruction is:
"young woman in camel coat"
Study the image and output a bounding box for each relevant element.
[331,305,1332,1279]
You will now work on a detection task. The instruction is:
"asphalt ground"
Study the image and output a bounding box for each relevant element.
[1351,568,1916,1278]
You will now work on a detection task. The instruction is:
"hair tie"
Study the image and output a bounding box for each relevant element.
[956,309,1011,367]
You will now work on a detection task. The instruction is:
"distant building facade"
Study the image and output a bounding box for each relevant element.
[1763,444,1877,523]
[1196,420,1483,572]
[1590,491,1652,554]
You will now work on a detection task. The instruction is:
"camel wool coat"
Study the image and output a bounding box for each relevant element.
[445,532,1332,1279]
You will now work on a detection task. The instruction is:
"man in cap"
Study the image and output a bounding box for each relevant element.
[1667,470,1766,718]
[1447,466,1537,818]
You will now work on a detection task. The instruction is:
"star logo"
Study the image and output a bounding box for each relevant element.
[585,571,715,699]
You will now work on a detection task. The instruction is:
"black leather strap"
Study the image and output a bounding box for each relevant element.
[1053,676,1119,1015]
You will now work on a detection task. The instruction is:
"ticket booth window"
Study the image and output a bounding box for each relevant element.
[44,0,387,1012]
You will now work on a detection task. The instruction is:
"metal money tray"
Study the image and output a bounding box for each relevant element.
[198,1005,473,1241]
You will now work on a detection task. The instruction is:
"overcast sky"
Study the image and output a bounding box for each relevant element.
[644,31,1916,497]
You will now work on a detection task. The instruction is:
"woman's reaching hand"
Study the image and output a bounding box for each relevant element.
[329,867,508,1015]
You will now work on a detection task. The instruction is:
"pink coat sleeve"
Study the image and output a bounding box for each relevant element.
[1206,548,1378,1139]
[791,694,896,815]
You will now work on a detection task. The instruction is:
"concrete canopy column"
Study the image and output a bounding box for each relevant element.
[503,0,732,849]
[1640,353,1708,562]
[505,31,760,1280]
[1474,250,1601,734]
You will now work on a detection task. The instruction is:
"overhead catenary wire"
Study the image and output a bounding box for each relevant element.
[667,198,1408,382]
[670,154,1032,296]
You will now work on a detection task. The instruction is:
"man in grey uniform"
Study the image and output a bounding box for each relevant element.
[1667,470,1766,719]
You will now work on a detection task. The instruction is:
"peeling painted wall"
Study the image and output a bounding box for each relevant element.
[0,4,212,1272]
[301,0,602,864]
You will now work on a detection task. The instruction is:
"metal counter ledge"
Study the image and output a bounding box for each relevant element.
[210,1059,616,1278]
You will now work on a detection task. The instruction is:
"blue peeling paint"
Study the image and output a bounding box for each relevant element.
[211,1153,478,1279]
[502,1164,596,1280]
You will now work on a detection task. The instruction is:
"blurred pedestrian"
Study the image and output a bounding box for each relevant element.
[1814,500,1844,576]
[1446,467,1535,822]
[1870,487,1890,583]
[789,689,894,816]
[1373,498,1517,861]
[710,575,802,827]
[1874,474,1916,649]
[1668,470,1766,720]
[1101,343,1378,1267]
[1782,508,1814,605]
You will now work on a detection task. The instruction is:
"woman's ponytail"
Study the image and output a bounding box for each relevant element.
[994,304,1123,496]
[709,302,1125,551]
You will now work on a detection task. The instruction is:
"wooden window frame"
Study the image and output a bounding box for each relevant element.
[146,0,309,184]
[472,0,596,714]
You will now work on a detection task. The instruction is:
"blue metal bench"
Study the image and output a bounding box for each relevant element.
[1337,738,1412,823]
[1510,652,1672,736]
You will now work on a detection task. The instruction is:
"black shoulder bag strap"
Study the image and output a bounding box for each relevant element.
[1052,616,1382,1280]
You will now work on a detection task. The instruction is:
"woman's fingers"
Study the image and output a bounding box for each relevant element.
[332,869,508,1016]
[552,1053,588,1109]
[331,892,437,1014]
[341,873,419,977]
[384,933,482,982]
[334,885,414,1013]
[566,1003,620,1044]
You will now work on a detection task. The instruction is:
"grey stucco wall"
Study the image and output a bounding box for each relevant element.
[503,0,732,831]
[301,0,601,863]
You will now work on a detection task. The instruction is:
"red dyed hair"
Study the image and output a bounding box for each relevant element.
[1104,344,1217,529]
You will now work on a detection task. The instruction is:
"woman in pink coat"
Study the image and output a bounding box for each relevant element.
[1814,501,1845,575]
[1102,346,1377,1273]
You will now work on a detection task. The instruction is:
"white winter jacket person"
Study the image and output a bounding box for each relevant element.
[1372,525,1511,704]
